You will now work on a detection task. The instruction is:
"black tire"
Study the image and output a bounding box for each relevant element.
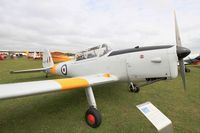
[129,84,140,93]
[45,73,48,78]
[134,86,140,93]
[85,107,102,128]
[185,68,191,73]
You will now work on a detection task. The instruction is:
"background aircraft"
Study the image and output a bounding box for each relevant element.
[51,51,74,62]
[0,13,191,128]
[179,53,200,72]
[184,53,200,65]
[0,53,7,60]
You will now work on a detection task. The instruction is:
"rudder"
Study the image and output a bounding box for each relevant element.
[42,49,54,68]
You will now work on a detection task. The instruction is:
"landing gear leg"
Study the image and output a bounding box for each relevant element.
[85,86,101,128]
[45,73,48,78]
[129,82,140,93]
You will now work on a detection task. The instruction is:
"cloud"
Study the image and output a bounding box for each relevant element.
[0,0,199,53]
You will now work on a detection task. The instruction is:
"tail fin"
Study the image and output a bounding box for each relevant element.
[42,50,54,68]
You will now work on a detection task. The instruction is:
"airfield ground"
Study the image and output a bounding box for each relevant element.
[0,58,199,133]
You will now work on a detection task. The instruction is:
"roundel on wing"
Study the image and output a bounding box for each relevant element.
[61,64,67,75]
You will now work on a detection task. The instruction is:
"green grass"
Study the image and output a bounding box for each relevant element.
[0,58,199,133]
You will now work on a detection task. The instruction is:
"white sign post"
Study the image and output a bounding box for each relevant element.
[137,101,173,133]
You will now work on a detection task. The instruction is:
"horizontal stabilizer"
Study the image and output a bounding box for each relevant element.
[10,67,51,74]
[10,49,54,74]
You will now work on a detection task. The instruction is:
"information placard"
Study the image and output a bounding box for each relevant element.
[137,101,173,133]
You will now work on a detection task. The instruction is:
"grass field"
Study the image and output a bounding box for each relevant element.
[0,58,199,133]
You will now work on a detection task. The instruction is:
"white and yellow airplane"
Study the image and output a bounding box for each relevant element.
[0,13,191,128]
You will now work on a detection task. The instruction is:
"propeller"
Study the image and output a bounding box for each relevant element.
[174,11,191,90]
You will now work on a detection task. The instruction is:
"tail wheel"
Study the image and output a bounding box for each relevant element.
[85,107,102,128]
[185,67,190,73]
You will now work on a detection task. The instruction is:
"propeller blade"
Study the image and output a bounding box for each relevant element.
[174,10,190,90]
[179,59,186,90]
[174,11,182,47]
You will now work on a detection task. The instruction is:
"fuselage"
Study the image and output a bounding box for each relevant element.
[48,45,178,83]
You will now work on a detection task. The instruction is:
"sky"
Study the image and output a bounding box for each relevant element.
[0,0,199,53]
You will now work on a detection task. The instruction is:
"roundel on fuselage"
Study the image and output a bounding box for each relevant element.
[61,64,67,75]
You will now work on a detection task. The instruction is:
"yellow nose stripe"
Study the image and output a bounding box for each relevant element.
[103,73,110,77]
[50,64,58,74]
[55,78,89,90]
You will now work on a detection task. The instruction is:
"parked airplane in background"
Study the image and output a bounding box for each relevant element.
[51,51,74,62]
[0,13,191,128]
[184,53,200,65]
[27,51,42,59]
[0,53,7,60]
[179,53,200,72]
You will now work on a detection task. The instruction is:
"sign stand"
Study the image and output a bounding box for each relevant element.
[137,101,173,133]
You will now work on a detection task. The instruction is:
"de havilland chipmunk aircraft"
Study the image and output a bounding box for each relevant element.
[0,13,191,128]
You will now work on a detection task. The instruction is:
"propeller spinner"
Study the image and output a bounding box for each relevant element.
[174,11,191,90]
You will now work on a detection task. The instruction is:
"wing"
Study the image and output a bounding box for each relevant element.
[0,73,118,100]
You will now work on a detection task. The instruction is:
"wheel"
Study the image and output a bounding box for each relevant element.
[129,83,140,93]
[85,107,102,128]
[134,86,140,93]
[185,68,190,73]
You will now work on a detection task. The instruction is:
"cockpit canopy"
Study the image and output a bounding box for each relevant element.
[75,44,111,61]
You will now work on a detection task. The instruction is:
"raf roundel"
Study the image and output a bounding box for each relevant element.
[140,54,144,59]
[61,64,67,75]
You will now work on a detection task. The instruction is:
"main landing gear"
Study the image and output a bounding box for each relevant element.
[129,82,140,93]
[128,78,167,93]
[185,67,190,73]
[85,86,102,128]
